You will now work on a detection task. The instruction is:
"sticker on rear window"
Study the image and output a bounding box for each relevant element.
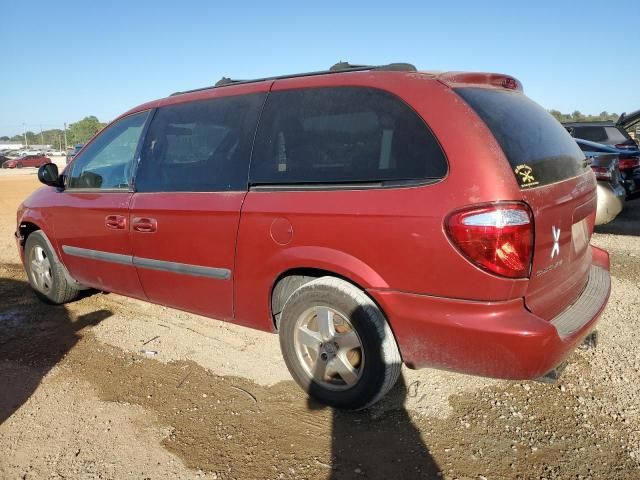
[514,164,539,188]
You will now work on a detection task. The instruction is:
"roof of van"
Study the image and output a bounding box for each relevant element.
[119,63,523,120]
[170,62,417,96]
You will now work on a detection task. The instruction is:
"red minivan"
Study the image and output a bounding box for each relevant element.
[16,63,611,409]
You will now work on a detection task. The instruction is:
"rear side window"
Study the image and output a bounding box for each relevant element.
[136,93,265,192]
[604,126,630,143]
[572,126,607,143]
[456,88,587,188]
[250,87,447,186]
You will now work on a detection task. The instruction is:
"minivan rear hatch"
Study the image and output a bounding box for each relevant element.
[455,86,596,321]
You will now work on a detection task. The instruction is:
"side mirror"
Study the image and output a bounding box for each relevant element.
[38,163,62,188]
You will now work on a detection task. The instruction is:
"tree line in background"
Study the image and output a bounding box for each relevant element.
[0,116,106,149]
[548,110,619,123]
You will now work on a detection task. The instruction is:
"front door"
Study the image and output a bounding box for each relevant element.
[129,91,266,320]
[54,110,150,298]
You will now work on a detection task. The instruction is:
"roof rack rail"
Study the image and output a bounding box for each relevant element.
[170,62,417,96]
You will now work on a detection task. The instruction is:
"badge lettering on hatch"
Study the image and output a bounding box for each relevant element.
[551,226,561,259]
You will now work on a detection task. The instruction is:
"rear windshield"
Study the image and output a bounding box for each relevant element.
[455,88,587,188]
[572,126,607,143]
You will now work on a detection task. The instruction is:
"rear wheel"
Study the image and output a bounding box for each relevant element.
[278,276,401,410]
[25,231,80,304]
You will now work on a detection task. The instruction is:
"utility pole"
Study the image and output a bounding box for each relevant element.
[63,122,68,150]
[22,123,27,148]
[40,124,44,146]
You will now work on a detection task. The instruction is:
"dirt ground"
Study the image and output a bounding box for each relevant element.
[0,173,639,479]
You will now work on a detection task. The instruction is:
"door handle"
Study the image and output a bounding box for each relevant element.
[132,217,157,233]
[105,215,126,230]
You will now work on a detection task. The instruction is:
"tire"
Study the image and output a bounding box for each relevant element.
[16,162,23,169]
[278,276,401,410]
[24,231,80,304]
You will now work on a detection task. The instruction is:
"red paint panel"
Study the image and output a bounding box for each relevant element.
[129,192,244,321]
[47,190,145,298]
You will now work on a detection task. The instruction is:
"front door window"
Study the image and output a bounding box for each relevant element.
[68,111,149,189]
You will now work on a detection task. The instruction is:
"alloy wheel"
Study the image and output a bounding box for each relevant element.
[294,306,365,391]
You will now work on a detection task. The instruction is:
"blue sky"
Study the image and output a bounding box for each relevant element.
[1,0,638,137]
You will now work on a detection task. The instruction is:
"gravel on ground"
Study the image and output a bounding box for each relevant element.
[0,176,638,479]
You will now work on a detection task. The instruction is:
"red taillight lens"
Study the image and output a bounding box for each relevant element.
[446,203,534,279]
[591,166,612,180]
[618,157,640,170]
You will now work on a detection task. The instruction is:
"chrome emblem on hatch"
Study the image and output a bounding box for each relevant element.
[551,226,561,259]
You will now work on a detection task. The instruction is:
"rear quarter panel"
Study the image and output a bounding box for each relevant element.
[233,73,529,331]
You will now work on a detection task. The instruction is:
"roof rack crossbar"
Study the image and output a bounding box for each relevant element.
[170,62,417,96]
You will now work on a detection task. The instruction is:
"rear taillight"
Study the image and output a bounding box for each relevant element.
[618,157,640,170]
[591,166,612,181]
[446,203,534,279]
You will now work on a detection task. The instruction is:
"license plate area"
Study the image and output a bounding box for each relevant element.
[571,218,589,257]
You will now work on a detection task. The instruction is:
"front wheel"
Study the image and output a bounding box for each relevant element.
[16,162,23,169]
[279,276,401,410]
[25,231,80,304]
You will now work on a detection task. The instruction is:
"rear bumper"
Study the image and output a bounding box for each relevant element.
[369,246,611,379]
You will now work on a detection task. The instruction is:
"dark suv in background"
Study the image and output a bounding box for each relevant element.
[575,138,640,195]
[564,110,640,150]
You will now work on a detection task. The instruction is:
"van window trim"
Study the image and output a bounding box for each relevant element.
[248,177,444,192]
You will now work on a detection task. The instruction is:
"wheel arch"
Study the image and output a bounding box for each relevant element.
[271,268,347,328]
[18,221,83,289]
[270,266,396,344]
[264,246,390,330]
[17,220,41,249]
